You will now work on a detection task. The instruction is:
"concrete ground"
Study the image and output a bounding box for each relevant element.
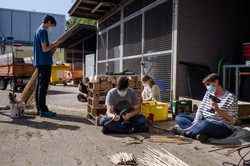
[0,84,248,166]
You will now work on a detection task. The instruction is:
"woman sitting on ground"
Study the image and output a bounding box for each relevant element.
[77,77,89,102]
[141,75,161,102]
[170,73,238,143]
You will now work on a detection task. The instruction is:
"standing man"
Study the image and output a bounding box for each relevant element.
[33,15,58,117]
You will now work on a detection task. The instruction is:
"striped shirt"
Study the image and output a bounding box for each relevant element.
[194,90,238,131]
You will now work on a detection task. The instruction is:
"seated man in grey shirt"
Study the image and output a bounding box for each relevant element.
[100,76,149,134]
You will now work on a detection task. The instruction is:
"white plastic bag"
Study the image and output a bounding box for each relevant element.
[10,102,24,118]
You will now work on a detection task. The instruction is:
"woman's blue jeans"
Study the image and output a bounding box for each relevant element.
[100,114,146,134]
[175,114,233,139]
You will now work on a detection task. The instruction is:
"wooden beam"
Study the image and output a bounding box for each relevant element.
[77,6,106,13]
[68,33,96,49]
[68,0,84,16]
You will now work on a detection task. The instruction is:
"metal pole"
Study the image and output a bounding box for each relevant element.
[223,65,226,89]
[235,67,239,98]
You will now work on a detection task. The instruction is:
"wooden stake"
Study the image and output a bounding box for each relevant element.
[104,119,113,126]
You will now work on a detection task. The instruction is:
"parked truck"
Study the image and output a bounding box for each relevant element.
[0,52,35,92]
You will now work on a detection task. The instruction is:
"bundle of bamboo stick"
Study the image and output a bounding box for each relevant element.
[138,146,189,166]
[19,69,37,107]
[108,152,137,165]
[149,135,191,144]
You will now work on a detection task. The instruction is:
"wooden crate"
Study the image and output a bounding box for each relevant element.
[128,80,142,88]
[87,113,102,126]
[88,89,108,99]
[237,102,250,123]
[88,105,107,116]
[179,96,250,124]
[88,97,105,107]
[91,75,141,83]
[88,81,113,90]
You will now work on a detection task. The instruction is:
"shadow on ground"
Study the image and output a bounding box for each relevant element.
[0,111,93,131]
[47,90,75,95]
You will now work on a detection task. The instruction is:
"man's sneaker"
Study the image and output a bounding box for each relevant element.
[196,134,209,143]
[169,126,184,135]
[40,111,56,117]
[134,124,149,133]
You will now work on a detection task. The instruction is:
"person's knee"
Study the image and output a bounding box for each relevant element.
[175,114,184,124]
[99,115,110,126]
[134,114,146,124]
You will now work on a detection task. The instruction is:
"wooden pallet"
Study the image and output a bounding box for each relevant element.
[92,75,141,83]
[88,89,108,99]
[128,80,142,88]
[88,105,107,116]
[87,113,102,126]
[88,81,114,90]
[88,97,105,107]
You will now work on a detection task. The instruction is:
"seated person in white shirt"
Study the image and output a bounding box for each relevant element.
[141,75,161,102]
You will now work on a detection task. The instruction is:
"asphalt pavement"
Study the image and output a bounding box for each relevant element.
[0,84,244,166]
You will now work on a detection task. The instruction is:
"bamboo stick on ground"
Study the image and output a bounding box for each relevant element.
[149,135,191,144]
[108,152,137,165]
[138,146,189,166]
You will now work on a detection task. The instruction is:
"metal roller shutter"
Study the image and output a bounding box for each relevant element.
[143,54,172,102]
[123,57,142,74]
[97,62,106,75]
[107,60,120,73]
[144,0,172,53]
[108,26,120,59]
[124,0,157,17]
[124,15,142,57]
[98,33,106,61]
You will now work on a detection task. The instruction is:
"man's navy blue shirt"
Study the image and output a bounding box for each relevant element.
[33,26,53,66]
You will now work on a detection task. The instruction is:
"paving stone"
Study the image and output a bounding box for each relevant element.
[0,85,246,166]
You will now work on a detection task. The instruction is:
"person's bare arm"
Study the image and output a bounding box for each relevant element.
[126,104,141,119]
[211,102,234,122]
[107,105,120,121]
[78,84,88,97]
[42,41,58,53]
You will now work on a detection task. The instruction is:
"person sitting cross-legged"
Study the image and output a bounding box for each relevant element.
[170,73,238,143]
[100,76,149,134]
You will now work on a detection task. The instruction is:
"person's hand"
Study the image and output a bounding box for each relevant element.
[113,114,120,121]
[185,122,197,132]
[52,41,59,47]
[210,101,219,111]
[184,126,192,132]
[84,94,88,98]
[123,113,130,120]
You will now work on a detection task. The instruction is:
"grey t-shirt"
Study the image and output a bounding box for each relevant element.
[105,88,139,114]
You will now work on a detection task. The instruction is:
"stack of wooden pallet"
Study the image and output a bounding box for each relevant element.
[87,75,142,125]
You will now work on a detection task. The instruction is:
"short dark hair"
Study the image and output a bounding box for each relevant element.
[42,15,57,26]
[83,77,89,82]
[202,73,220,85]
[117,76,129,90]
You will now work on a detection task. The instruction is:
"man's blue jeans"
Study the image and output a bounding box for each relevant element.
[175,114,233,139]
[100,114,146,134]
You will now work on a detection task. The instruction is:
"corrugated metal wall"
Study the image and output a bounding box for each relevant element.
[97,0,172,102]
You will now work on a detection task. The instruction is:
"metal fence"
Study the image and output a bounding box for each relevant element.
[96,0,172,102]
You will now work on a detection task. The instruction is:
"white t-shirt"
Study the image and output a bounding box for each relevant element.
[142,84,161,102]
